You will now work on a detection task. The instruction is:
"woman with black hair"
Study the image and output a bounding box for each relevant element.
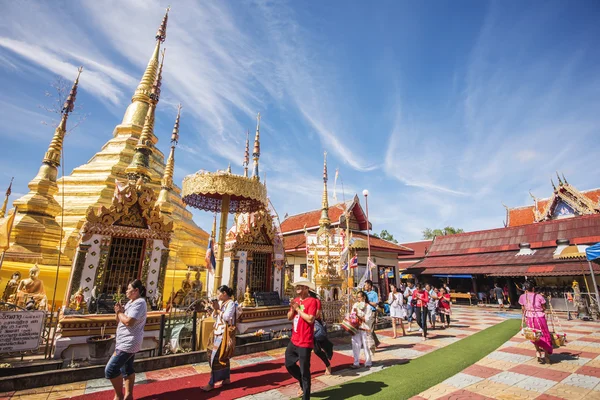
[351,291,373,368]
[519,280,553,364]
[309,290,334,375]
[105,279,147,400]
[412,283,430,340]
[202,285,239,392]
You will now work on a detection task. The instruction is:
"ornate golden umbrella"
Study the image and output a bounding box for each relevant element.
[181,114,267,294]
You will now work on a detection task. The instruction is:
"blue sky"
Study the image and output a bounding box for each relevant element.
[1,1,599,242]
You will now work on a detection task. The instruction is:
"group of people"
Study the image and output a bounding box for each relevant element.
[386,281,452,340]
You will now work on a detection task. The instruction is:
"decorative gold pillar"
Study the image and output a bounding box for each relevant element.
[213,194,230,295]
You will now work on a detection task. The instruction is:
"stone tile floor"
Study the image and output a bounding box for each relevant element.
[3,307,599,399]
[411,315,600,400]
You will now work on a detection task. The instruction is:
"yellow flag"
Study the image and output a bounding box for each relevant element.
[313,249,320,275]
[0,209,16,252]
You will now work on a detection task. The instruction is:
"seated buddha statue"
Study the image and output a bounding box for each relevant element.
[16,264,48,310]
[191,271,203,300]
[167,271,193,308]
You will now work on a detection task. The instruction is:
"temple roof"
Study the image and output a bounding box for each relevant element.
[506,184,600,227]
[283,231,413,254]
[408,214,600,277]
[427,213,600,257]
[281,195,370,233]
[397,240,432,259]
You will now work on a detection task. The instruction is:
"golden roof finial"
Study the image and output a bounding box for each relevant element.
[551,178,556,191]
[318,151,331,230]
[252,113,260,179]
[562,173,568,185]
[156,6,170,43]
[227,163,232,174]
[556,171,563,186]
[0,177,13,218]
[161,105,181,190]
[126,50,165,182]
[132,7,169,104]
[42,66,83,169]
[171,103,181,144]
[243,129,250,177]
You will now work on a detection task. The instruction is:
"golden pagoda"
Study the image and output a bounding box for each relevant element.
[3,7,208,305]
[309,152,344,300]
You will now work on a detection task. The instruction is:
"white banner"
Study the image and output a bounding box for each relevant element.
[0,311,45,353]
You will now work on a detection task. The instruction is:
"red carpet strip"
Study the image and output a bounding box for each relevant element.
[70,352,355,400]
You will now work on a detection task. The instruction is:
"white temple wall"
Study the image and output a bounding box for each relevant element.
[145,239,166,300]
[74,233,106,303]
[222,256,232,290]
[236,251,248,299]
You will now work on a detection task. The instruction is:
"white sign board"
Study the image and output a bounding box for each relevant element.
[0,311,45,353]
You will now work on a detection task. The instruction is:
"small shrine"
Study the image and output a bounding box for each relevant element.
[306,152,344,301]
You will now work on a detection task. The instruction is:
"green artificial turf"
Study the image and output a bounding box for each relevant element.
[311,319,521,400]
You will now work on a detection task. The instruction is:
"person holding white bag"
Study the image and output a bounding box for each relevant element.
[387,284,406,338]
[350,291,373,369]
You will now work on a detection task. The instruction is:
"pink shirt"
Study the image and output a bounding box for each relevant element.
[519,292,546,318]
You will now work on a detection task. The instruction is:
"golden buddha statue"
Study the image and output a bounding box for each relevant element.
[242,285,256,307]
[191,270,203,300]
[167,271,194,308]
[16,264,48,310]
[2,271,21,303]
[68,287,87,313]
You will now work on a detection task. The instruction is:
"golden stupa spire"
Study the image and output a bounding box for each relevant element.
[243,129,250,177]
[157,103,180,215]
[318,151,331,229]
[0,177,13,218]
[126,49,166,182]
[41,66,82,175]
[161,103,181,190]
[252,113,261,179]
[132,6,169,105]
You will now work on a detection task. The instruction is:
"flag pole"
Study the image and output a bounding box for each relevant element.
[362,189,371,278]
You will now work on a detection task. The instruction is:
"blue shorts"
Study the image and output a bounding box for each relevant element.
[105,349,135,379]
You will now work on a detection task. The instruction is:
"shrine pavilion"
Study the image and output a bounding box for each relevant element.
[281,164,413,295]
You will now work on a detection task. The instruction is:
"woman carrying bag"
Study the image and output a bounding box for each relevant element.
[351,291,373,369]
[202,285,240,392]
[387,284,406,338]
[518,281,553,364]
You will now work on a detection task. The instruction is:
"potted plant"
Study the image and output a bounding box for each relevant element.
[86,324,115,365]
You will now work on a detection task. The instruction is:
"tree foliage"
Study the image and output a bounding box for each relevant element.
[422,226,464,239]
[371,229,398,243]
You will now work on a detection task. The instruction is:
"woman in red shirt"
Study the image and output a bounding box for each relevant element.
[438,287,451,328]
[412,283,430,340]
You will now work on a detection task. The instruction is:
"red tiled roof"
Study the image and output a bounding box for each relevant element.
[427,214,600,257]
[283,232,307,252]
[281,205,346,233]
[508,188,600,227]
[352,232,413,253]
[397,240,432,259]
[282,231,413,254]
[419,247,557,268]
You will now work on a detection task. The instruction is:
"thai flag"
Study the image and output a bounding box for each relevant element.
[341,262,348,271]
[349,255,358,269]
[205,237,216,272]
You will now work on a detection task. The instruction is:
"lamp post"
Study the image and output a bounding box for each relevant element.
[363,189,371,280]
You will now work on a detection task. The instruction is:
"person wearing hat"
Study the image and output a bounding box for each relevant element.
[285,278,318,400]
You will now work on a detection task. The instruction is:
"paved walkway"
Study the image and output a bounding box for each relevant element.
[1,307,507,399]
[412,315,600,400]
[6,307,600,399]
